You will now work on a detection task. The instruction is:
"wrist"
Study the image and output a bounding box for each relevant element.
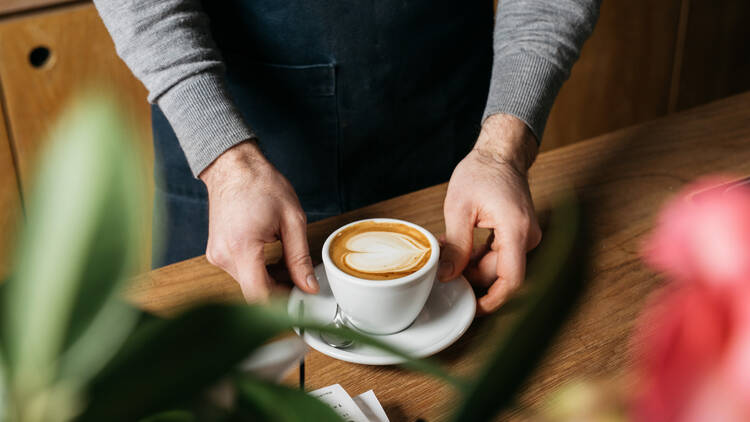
[474,114,538,174]
[199,139,265,187]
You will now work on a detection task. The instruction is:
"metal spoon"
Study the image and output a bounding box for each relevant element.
[320,304,354,349]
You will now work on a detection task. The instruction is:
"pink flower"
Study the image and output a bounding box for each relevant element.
[633,177,750,421]
[643,177,750,287]
[632,282,750,422]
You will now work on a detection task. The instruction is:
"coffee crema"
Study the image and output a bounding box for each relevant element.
[329,221,432,280]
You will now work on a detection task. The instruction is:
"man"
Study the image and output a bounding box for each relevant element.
[94,0,599,313]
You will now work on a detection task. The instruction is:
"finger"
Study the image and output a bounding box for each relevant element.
[478,277,518,315]
[280,213,318,294]
[235,245,273,303]
[464,250,498,288]
[527,221,543,251]
[477,231,526,313]
[440,204,475,281]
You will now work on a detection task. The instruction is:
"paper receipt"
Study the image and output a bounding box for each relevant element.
[310,384,371,422]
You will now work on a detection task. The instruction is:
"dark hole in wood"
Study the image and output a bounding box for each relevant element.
[29,46,50,68]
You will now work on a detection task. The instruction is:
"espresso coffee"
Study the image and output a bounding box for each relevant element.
[329,221,432,280]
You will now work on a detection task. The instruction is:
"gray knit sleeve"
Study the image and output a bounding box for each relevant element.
[93,0,254,176]
[484,0,601,142]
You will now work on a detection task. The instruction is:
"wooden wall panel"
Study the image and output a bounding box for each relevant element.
[542,0,684,151]
[675,0,750,111]
[0,3,154,270]
[0,102,22,278]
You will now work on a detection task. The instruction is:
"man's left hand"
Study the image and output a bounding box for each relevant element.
[439,114,542,314]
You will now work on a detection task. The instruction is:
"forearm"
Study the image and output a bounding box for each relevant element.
[484,0,601,143]
[93,0,254,176]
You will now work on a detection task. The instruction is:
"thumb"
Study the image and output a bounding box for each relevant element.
[440,204,475,281]
[281,213,318,294]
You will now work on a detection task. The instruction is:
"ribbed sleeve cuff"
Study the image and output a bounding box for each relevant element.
[482,53,566,143]
[156,72,255,177]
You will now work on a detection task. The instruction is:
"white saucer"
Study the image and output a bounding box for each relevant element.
[288,264,476,365]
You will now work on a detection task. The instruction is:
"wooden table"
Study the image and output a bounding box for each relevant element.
[127,93,750,421]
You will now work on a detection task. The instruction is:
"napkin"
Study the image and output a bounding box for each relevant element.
[311,384,389,422]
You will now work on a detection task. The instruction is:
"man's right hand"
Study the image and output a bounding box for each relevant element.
[199,140,319,303]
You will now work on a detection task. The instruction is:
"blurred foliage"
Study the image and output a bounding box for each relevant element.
[0,93,587,422]
[451,194,587,421]
[535,380,628,422]
[3,94,146,421]
[232,376,341,422]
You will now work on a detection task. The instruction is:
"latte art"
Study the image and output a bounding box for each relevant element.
[344,232,430,274]
[329,222,432,280]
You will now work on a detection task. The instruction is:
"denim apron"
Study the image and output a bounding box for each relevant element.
[152,1,493,267]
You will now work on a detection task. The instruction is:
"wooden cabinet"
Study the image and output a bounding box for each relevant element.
[542,0,750,150]
[543,0,684,150]
[0,3,153,274]
[0,0,76,15]
[0,3,152,188]
[674,0,750,111]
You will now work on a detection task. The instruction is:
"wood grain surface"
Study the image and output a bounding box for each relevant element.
[127,92,750,420]
[0,100,22,279]
[0,3,154,269]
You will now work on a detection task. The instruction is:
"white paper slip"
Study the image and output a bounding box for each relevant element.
[353,390,390,422]
[310,384,370,422]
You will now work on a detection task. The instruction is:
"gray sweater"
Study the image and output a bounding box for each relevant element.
[94,0,600,177]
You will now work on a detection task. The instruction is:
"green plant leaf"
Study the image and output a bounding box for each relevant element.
[293,318,465,389]
[139,410,195,422]
[78,300,461,421]
[229,301,463,388]
[234,301,463,388]
[3,94,146,410]
[57,299,141,383]
[0,344,7,421]
[451,195,589,421]
[77,304,290,421]
[234,376,342,422]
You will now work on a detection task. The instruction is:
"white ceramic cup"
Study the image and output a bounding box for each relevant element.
[321,218,440,335]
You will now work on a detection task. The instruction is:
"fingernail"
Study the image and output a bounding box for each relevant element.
[306,274,319,291]
[438,260,453,281]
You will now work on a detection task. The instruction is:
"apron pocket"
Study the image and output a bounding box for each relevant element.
[248,62,335,97]
[224,60,342,215]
